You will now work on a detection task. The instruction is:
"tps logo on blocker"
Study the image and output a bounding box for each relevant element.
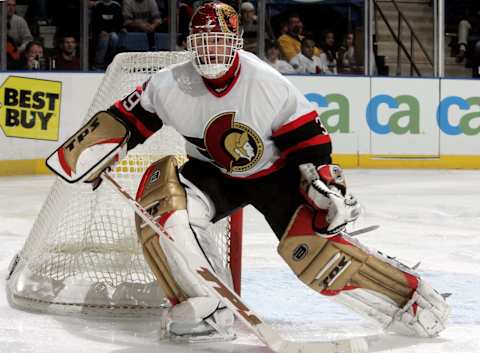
[0,76,62,141]
[437,96,480,136]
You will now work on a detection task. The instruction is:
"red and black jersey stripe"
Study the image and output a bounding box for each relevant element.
[272,111,332,167]
[108,85,163,150]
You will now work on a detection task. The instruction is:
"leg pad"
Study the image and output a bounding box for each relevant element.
[135,155,188,304]
[278,205,416,307]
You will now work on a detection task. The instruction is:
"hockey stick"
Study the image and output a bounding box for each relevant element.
[102,172,368,353]
[348,225,380,237]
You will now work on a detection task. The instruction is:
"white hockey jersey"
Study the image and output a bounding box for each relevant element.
[113,50,331,179]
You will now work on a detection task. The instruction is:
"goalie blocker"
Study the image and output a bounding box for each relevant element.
[46,111,129,185]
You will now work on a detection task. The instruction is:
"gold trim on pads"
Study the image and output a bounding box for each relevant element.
[278,205,415,307]
[134,156,188,304]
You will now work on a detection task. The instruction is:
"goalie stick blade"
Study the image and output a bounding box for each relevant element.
[411,261,421,270]
[348,225,380,237]
[278,337,368,353]
[197,253,369,353]
[252,323,368,353]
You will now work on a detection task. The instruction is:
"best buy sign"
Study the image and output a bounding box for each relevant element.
[0,76,62,141]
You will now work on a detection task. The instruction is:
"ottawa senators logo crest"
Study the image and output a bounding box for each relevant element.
[185,112,263,173]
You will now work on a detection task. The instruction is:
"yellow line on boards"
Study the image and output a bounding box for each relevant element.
[0,160,52,176]
[334,154,480,169]
[1,155,480,176]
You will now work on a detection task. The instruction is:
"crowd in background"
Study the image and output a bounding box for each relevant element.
[264,12,362,75]
[5,0,363,75]
[6,0,480,78]
[7,0,85,70]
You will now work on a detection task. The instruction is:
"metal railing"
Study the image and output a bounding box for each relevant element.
[0,1,6,71]
[374,0,433,76]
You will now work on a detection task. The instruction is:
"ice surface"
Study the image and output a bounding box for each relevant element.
[1,170,480,353]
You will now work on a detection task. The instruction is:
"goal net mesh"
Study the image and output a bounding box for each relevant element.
[6,52,239,316]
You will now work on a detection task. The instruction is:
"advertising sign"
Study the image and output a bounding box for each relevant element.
[369,77,440,156]
[0,76,61,141]
[1,72,480,174]
[0,73,103,175]
[439,79,480,155]
[288,75,370,157]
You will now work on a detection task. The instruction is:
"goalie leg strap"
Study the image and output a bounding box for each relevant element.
[278,205,417,306]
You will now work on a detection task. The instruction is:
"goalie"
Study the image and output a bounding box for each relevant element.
[47,1,450,342]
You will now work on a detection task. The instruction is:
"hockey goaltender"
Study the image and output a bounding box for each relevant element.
[46,0,450,347]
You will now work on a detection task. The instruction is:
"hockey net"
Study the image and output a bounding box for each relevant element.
[6,52,243,316]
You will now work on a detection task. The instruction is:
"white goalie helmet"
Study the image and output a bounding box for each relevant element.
[187,2,243,79]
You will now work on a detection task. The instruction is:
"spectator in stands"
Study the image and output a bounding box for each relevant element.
[20,40,47,70]
[155,0,169,28]
[456,5,480,63]
[290,37,322,74]
[337,31,359,74]
[53,35,81,70]
[277,13,320,62]
[123,0,163,50]
[7,36,22,70]
[52,0,81,40]
[277,13,303,61]
[278,20,288,37]
[178,0,194,37]
[265,42,295,74]
[176,34,188,51]
[240,2,258,53]
[319,30,338,74]
[25,0,51,23]
[91,0,123,69]
[7,0,33,53]
[455,4,480,77]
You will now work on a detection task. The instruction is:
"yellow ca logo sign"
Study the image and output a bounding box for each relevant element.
[0,76,62,141]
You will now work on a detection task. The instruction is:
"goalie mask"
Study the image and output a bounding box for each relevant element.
[187,2,243,79]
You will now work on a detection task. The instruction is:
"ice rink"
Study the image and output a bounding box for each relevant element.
[1,169,480,353]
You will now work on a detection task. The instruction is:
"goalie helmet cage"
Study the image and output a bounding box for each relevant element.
[6,52,243,316]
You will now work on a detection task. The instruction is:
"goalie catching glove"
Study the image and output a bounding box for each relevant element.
[46,111,129,187]
[300,163,361,235]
